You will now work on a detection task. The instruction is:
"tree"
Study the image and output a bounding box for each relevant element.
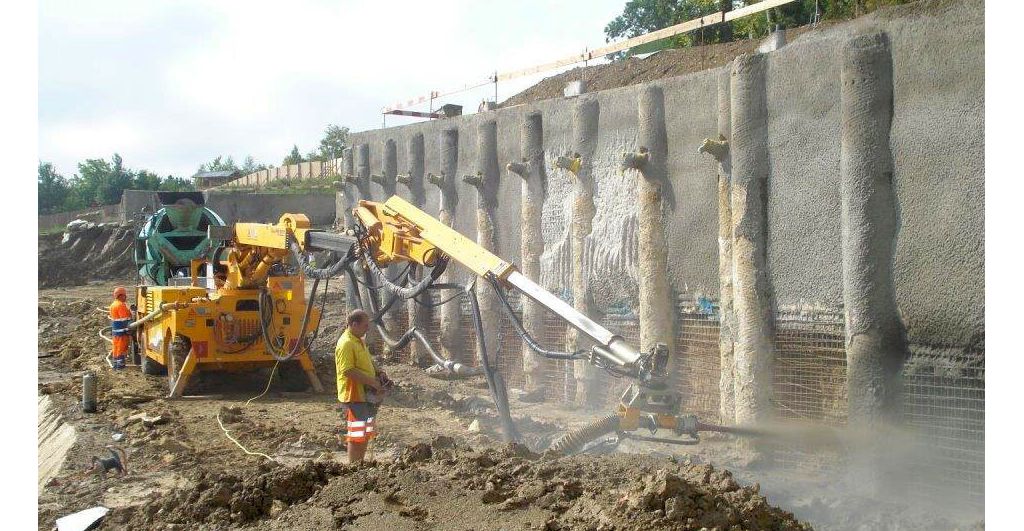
[604,0,735,57]
[240,156,267,174]
[197,155,239,173]
[37,155,196,214]
[314,124,349,162]
[604,1,913,59]
[159,176,195,191]
[38,162,69,214]
[282,145,304,166]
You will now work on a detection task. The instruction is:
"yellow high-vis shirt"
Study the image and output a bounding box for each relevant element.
[335,328,376,403]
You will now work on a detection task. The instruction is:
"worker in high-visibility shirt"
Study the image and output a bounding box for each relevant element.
[335,309,392,463]
[109,286,132,370]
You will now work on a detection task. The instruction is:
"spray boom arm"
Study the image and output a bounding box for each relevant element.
[352,196,669,387]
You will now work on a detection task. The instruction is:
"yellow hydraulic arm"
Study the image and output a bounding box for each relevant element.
[354,196,669,382]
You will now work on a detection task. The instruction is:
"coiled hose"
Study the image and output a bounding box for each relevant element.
[548,415,621,455]
[258,277,319,361]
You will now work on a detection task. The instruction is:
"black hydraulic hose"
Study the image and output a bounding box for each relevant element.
[259,277,318,361]
[289,239,356,280]
[465,284,519,443]
[307,276,330,347]
[359,264,412,347]
[362,248,448,301]
[412,284,465,309]
[485,274,587,361]
[353,263,482,377]
[363,265,405,325]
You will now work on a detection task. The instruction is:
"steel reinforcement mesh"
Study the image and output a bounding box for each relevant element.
[341,285,984,506]
[901,351,985,508]
[772,314,848,426]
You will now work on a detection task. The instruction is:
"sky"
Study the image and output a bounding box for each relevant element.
[38,0,628,178]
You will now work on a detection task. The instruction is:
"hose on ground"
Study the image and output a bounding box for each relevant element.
[548,415,621,455]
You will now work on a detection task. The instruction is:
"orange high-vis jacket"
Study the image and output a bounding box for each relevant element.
[110,300,132,357]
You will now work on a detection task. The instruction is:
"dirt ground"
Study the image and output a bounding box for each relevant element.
[37,277,814,530]
[499,24,825,110]
[38,276,987,531]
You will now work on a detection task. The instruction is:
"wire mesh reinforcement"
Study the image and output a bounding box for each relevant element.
[901,350,984,509]
[673,311,722,423]
[341,284,984,508]
[772,315,848,426]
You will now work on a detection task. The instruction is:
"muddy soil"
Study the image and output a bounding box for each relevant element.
[38,276,982,530]
[37,279,810,531]
[39,222,138,288]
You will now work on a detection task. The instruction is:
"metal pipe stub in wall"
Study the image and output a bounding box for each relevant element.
[554,154,582,175]
[621,148,651,170]
[506,161,528,177]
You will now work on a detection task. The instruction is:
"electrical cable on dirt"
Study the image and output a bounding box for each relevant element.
[218,274,335,463]
[216,409,278,464]
[245,361,280,407]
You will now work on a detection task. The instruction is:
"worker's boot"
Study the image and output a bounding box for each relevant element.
[112,355,126,370]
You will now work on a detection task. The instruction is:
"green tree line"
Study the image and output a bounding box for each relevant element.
[604,0,916,57]
[38,155,193,215]
[196,124,350,174]
[39,123,350,215]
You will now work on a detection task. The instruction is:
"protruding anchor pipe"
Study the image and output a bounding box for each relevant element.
[698,135,730,163]
[463,172,484,187]
[370,174,386,185]
[506,161,528,177]
[554,153,582,175]
[427,172,445,188]
[396,173,412,185]
[621,147,651,170]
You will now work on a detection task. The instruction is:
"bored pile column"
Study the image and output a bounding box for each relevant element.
[402,132,432,366]
[840,32,908,425]
[635,86,676,386]
[468,120,501,369]
[730,54,775,426]
[568,97,601,410]
[435,128,465,365]
[512,112,548,396]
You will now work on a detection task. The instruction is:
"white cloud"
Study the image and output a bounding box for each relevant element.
[39,0,628,177]
[45,117,146,163]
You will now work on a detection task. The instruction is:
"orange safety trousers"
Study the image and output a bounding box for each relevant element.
[110,300,131,359]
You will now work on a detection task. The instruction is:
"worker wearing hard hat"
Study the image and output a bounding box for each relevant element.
[336,309,393,463]
[109,287,132,370]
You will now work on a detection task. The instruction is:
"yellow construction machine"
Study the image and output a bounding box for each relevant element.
[347,196,744,452]
[130,196,741,451]
[131,213,358,397]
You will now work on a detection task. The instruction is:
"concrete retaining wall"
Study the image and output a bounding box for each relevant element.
[119,190,337,226]
[344,0,984,361]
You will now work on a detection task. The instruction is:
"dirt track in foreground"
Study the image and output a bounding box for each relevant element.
[38,280,983,530]
[37,280,810,530]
